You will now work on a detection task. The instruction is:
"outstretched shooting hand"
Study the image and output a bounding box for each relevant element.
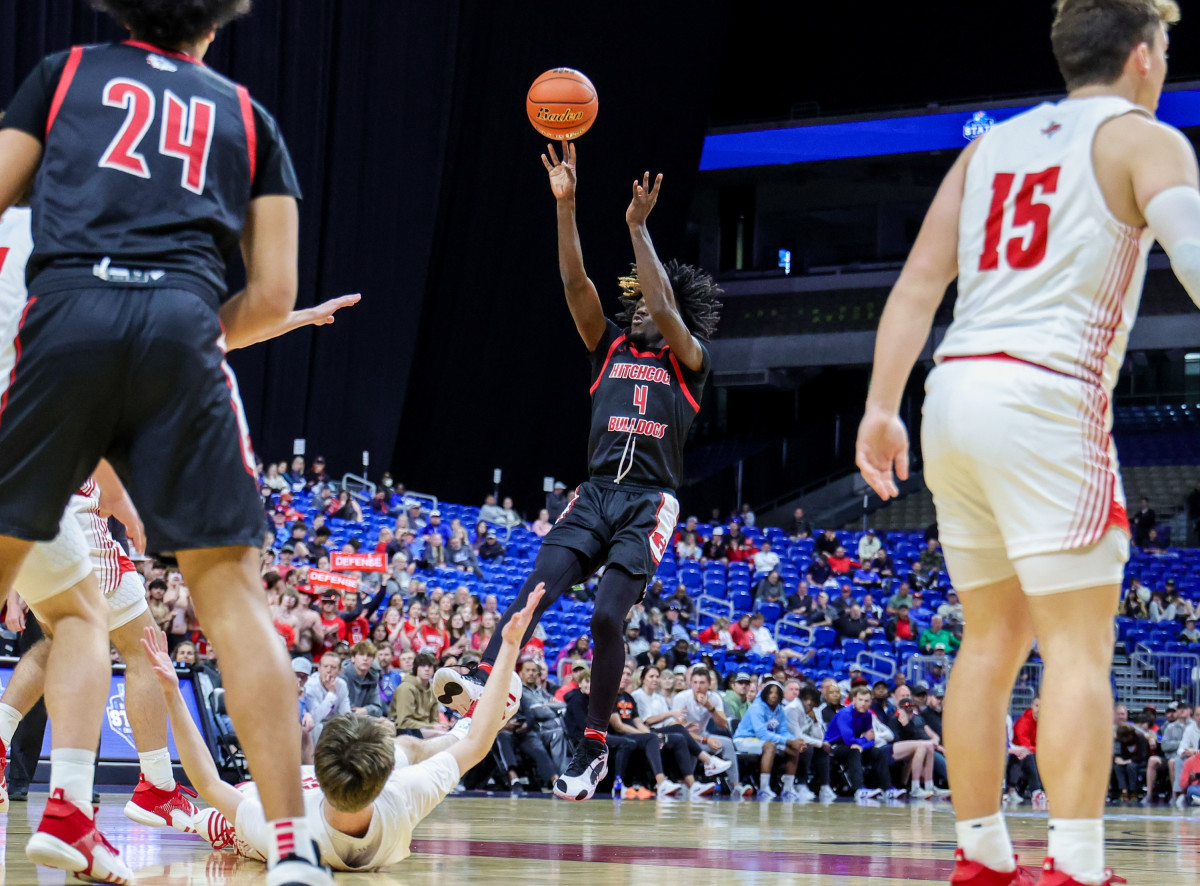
[626,171,662,227]
[542,142,578,201]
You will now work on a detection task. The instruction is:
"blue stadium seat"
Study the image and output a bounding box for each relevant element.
[813,626,838,648]
[757,601,783,624]
[730,591,753,614]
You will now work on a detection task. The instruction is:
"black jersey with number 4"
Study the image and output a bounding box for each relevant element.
[587,319,710,491]
[1,41,301,305]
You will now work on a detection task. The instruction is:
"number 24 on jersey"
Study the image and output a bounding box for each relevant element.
[979,167,1060,272]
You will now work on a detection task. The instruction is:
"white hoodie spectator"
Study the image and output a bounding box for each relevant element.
[858,531,882,563]
[753,541,780,576]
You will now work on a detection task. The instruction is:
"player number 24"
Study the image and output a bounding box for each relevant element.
[978,167,1061,272]
[98,77,216,195]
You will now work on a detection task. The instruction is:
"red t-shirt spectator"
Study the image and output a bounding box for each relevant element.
[729,621,754,650]
[344,614,371,645]
[727,541,758,564]
[1013,708,1037,752]
[319,615,346,654]
[415,624,449,657]
[698,624,725,647]
[828,554,859,574]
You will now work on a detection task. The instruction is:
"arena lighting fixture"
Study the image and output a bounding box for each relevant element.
[700,87,1200,169]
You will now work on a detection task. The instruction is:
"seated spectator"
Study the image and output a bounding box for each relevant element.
[669,584,696,620]
[918,615,960,655]
[698,616,732,649]
[673,515,703,546]
[1005,697,1042,804]
[304,651,351,742]
[341,640,385,718]
[824,685,892,799]
[788,508,812,540]
[919,538,945,574]
[477,531,506,563]
[815,678,844,726]
[328,490,363,523]
[834,602,875,641]
[728,614,755,652]
[884,688,945,799]
[870,549,895,579]
[663,604,692,643]
[1143,527,1167,553]
[675,531,702,562]
[545,481,570,522]
[446,536,482,577]
[886,604,917,642]
[738,502,756,527]
[1181,617,1200,644]
[807,557,832,587]
[672,667,737,781]
[808,591,837,628]
[830,583,856,614]
[479,494,506,525]
[530,509,553,538]
[908,560,936,591]
[722,672,753,724]
[1114,723,1150,804]
[610,666,704,799]
[495,497,522,527]
[753,541,780,576]
[493,659,566,793]
[857,529,882,564]
[787,583,818,620]
[860,593,883,624]
[886,581,916,616]
[853,565,882,589]
[783,682,834,800]
[814,529,839,558]
[1172,591,1198,625]
[827,546,859,575]
[725,525,756,563]
[664,640,693,671]
[701,527,729,564]
[734,681,807,800]
[283,455,306,491]
[937,590,964,628]
[755,570,786,603]
[1148,590,1175,623]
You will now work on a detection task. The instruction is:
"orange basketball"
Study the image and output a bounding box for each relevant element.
[526,68,598,140]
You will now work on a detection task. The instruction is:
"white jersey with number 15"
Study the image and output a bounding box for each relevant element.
[936,96,1159,393]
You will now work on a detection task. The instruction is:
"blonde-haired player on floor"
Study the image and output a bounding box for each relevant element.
[138,587,539,871]
[857,2,1197,885]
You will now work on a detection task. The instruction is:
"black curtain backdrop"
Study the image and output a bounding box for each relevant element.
[0,0,727,516]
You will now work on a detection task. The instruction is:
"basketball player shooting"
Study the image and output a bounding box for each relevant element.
[856,2,1198,884]
[435,142,721,801]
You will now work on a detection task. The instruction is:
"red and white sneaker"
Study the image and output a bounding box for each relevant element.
[1037,858,1126,885]
[950,850,1037,885]
[0,739,9,814]
[195,807,266,861]
[123,774,199,832]
[25,789,132,884]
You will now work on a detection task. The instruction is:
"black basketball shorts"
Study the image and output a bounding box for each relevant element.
[542,478,680,581]
[0,287,265,554]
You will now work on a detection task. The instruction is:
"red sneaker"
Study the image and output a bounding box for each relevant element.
[25,789,132,884]
[1037,858,1126,885]
[123,774,199,832]
[951,850,1037,885]
[0,739,9,814]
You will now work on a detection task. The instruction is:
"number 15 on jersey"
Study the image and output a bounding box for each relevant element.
[979,167,1061,272]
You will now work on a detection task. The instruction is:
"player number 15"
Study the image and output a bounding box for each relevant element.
[979,167,1061,272]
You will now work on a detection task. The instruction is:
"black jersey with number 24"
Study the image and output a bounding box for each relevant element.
[586,319,710,492]
[0,40,301,305]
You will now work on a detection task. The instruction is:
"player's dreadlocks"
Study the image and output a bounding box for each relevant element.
[88,0,252,48]
[616,260,723,343]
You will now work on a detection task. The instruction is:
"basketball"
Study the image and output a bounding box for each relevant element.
[526,68,598,140]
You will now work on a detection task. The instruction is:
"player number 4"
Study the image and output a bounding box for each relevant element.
[979,167,1061,272]
[99,78,216,195]
[633,384,649,416]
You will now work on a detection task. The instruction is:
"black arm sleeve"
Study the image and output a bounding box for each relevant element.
[250,99,302,200]
[2,51,71,142]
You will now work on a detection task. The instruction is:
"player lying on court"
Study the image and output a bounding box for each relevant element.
[138,586,541,871]
[436,143,723,802]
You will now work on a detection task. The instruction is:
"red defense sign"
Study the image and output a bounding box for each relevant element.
[307,570,359,592]
[331,551,387,573]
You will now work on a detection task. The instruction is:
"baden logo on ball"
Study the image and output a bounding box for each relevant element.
[526,67,598,140]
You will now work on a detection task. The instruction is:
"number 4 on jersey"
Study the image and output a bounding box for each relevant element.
[979,167,1061,272]
[633,384,649,416]
[100,78,216,195]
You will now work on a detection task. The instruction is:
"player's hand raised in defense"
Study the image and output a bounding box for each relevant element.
[140,627,181,692]
[306,293,361,328]
[542,142,577,201]
[856,404,910,501]
[626,171,662,227]
[502,583,545,645]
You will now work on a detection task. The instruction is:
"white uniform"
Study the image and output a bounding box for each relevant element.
[923,97,1151,593]
[0,206,146,618]
[232,748,459,871]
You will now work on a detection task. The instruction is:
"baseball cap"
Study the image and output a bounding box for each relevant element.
[572,662,588,673]
[713,527,724,536]
[291,657,312,676]
[849,664,863,673]
[932,685,945,697]
[430,509,441,517]
[321,591,339,601]
[1168,701,1180,712]
[912,682,930,694]
[672,665,688,675]
[486,530,497,539]
[733,672,751,683]
[554,481,567,489]
[851,676,869,687]
[866,528,876,534]
[934,642,946,651]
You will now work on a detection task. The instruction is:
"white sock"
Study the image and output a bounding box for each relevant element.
[1047,818,1105,885]
[956,812,1015,872]
[781,775,795,791]
[0,702,22,749]
[923,779,934,792]
[268,816,318,866]
[49,748,96,817]
[759,773,771,791]
[138,747,175,791]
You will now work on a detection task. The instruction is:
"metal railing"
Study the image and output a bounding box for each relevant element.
[340,473,376,504]
[1129,644,1200,708]
[775,615,814,648]
[855,651,897,683]
[901,653,953,690]
[696,595,734,629]
[1009,661,1043,719]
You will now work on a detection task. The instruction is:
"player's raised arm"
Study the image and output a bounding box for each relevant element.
[544,142,607,351]
[856,141,976,500]
[625,173,704,372]
[447,584,546,772]
[139,627,246,823]
[218,195,300,350]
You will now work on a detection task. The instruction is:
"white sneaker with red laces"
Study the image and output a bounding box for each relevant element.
[26,789,133,884]
[0,739,9,814]
[123,774,200,832]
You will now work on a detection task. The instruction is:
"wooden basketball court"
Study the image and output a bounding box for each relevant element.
[2,790,1197,884]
